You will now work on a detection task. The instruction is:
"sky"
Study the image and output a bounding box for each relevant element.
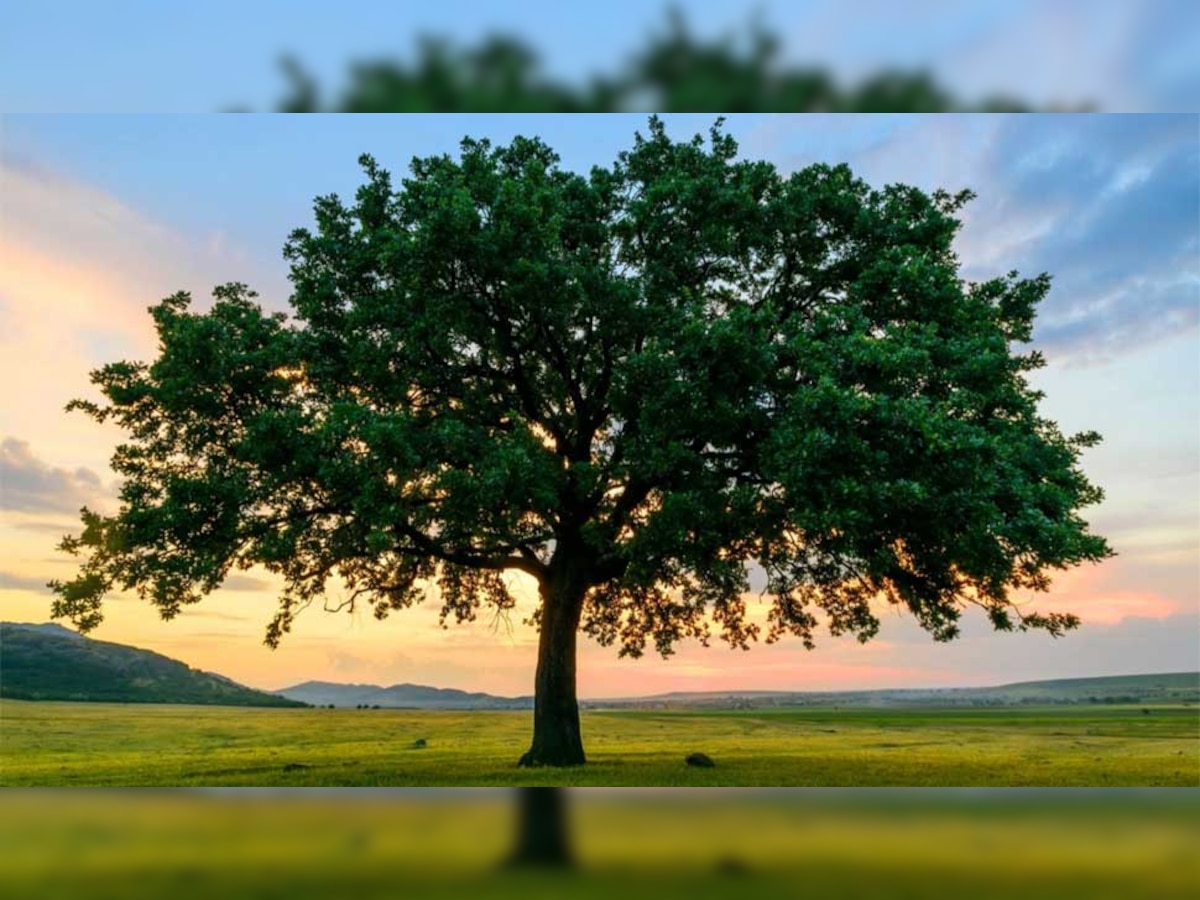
[0,113,1197,697]
[1,0,1197,111]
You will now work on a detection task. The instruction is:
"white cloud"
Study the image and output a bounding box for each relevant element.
[0,157,282,469]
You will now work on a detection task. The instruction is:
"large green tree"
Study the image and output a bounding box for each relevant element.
[52,119,1111,767]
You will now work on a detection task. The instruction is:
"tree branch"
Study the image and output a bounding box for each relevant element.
[391,520,547,580]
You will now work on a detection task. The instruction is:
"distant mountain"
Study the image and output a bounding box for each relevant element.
[581,672,1200,710]
[0,622,307,707]
[276,680,532,709]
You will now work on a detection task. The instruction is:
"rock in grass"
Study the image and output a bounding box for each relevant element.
[714,856,750,875]
[686,752,715,768]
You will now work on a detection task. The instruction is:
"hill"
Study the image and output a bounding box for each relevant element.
[276,680,532,709]
[0,622,307,707]
[276,672,1197,711]
[581,672,1200,709]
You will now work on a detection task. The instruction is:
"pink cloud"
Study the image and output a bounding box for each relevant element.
[1020,562,1185,625]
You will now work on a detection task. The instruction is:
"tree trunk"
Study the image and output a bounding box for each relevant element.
[506,787,573,867]
[518,573,586,767]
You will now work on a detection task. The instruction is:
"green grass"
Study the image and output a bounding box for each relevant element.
[2,699,1197,785]
[2,792,1198,900]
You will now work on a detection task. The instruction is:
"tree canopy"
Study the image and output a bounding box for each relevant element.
[52,118,1111,765]
[270,13,1049,113]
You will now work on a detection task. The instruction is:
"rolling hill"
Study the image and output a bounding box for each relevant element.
[0,622,307,707]
[582,672,1200,709]
[275,672,1198,710]
[275,680,532,709]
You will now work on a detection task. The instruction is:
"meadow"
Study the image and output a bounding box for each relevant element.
[2,789,1198,900]
[2,699,1196,786]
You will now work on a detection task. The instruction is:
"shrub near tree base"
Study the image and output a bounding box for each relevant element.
[51,118,1111,767]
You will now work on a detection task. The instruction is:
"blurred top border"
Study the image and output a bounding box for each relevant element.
[1,3,1197,113]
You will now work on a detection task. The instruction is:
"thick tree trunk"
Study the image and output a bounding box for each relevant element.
[506,787,573,867]
[518,573,586,767]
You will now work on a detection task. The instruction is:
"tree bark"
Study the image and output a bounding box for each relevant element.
[518,569,586,767]
[506,787,573,867]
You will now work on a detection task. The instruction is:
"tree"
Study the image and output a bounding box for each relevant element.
[270,12,1046,113]
[51,118,1111,767]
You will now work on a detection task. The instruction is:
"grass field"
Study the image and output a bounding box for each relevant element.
[1,699,1196,785]
[2,791,1198,900]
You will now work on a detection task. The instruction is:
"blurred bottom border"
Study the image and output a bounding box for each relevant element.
[2,788,1197,900]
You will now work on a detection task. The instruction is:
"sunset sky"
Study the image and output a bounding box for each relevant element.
[1,113,1196,697]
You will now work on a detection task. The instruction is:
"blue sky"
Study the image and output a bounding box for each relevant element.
[0,113,1196,693]
[6,113,1194,358]
[2,1,1197,111]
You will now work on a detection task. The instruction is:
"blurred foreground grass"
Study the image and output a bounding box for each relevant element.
[2,700,1196,786]
[1,790,1197,900]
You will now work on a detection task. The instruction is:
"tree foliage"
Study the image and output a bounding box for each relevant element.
[52,118,1111,677]
[269,13,1058,113]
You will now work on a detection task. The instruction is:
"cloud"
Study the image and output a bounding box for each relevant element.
[0,570,51,593]
[1012,558,1194,624]
[9,520,86,534]
[177,610,256,623]
[0,156,276,472]
[0,157,178,352]
[327,649,411,678]
[755,114,1197,364]
[1118,0,1200,109]
[970,612,1200,680]
[220,574,273,593]
[964,115,1199,363]
[0,437,112,514]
